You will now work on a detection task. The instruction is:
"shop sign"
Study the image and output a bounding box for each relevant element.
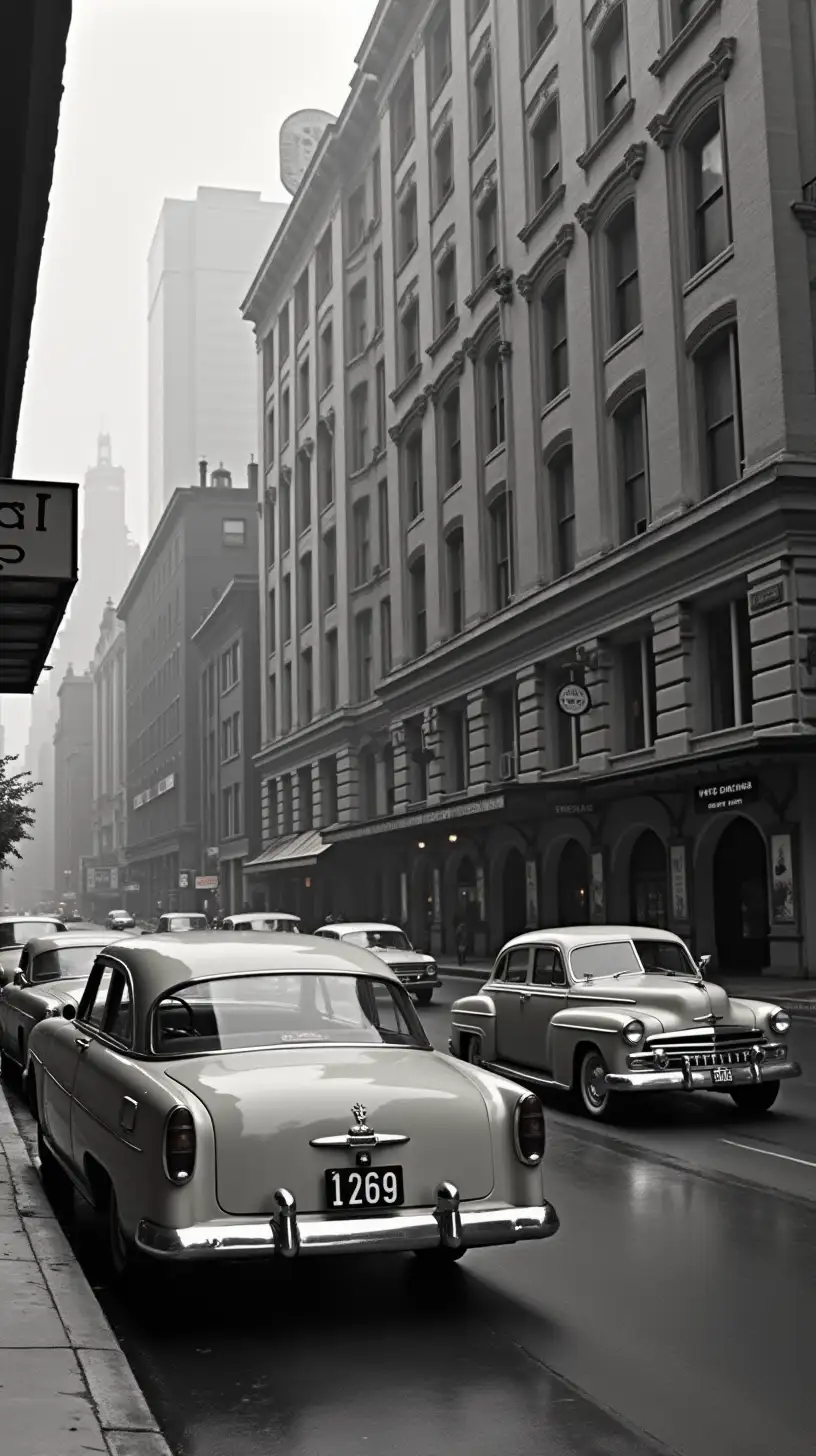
[557,683,591,717]
[86,867,119,892]
[330,793,505,841]
[125,883,140,893]
[748,581,784,613]
[0,481,76,578]
[195,875,219,890]
[133,773,176,811]
[554,802,595,816]
[695,777,757,813]
[178,872,190,889]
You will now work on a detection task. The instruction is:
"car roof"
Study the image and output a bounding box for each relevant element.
[0,914,64,925]
[502,925,686,952]
[22,933,126,955]
[225,911,300,922]
[321,922,404,935]
[160,912,207,920]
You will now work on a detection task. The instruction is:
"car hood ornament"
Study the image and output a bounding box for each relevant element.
[694,1011,724,1025]
[350,1102,371,1134]
[309,1100,410,1152]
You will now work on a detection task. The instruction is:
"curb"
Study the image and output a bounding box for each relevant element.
[0,1088,172,1456]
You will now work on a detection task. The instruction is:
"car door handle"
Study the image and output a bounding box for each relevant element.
[519,993,532,1004]
[74,1036,91,1051]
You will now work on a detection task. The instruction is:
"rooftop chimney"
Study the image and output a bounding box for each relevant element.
[247,455,259,496]
[199,459,208,489]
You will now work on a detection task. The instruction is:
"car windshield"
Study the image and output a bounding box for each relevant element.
[341,929,412,951]
[0,920,63,948]
[151,973,430,1056]
[165,917,206,931]
[233,918,299,933]
[570,941,644,979]
[31,946,100,984]
[634,940,698,976]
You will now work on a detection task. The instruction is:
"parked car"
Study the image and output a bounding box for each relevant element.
[153,913,209,934]
[0,933,126,1079]
[27,933,558,1278]
[449,925,801,1120]
[219,911,301,933]
[314,922,440,1005]
[0,916,67,986]
[106,910,136,930]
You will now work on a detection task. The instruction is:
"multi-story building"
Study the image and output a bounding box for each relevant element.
[242,0,816,974]
[53,668,93,913]
[147,187,288,531]
[85,600,129,919]
[118,469,257,919]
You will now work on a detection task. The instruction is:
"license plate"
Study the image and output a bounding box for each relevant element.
[325,1165,404,1210]
[712,1068,733,1084]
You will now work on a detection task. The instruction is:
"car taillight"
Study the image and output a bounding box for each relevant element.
[513,1093,546,1165]
[164,1108,196,1184]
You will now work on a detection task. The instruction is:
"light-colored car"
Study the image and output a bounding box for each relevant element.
[0,933,126,1079]
[449,925,801,1120]
[0,916,67,987]
[107,910,136,930]
[219,912,301,933]
[27,933,558,1278]
[154,913,209,934]
[314,922,440,1005]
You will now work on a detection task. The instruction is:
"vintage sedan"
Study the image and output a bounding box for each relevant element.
[107,909,136,930]
[450,926,801,1120]
[314,922,440,1005]
[0,933,125,1079]
[154,913,209,934]
[0,915,67,986]
[220,911,301,933]
[26,934,558,1279]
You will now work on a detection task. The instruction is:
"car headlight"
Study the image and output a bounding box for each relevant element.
[623,1019,645,1045]
[426,962,436,975]
[770,1009,791,1036]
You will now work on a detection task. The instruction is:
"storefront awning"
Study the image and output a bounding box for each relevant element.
[245,829,332,875]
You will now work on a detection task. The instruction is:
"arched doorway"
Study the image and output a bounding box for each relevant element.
[455,856,478,953]
[557,841,589,924]
[629,830,668,928]
[713,818,769,972]
[502,848,527,943]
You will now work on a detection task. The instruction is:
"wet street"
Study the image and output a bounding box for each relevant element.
[6,973,816,1456]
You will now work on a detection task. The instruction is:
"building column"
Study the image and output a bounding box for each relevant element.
[652,603,695,757]
[310,760,324,829]
[466,690,492,791]
[391,723,411,812]
[424,708,445,803]
[275,778,287,836]
[336,748,359,825]
[290,771,302,833]
[579,642,613,772]
[747,560,801,731]
[516,664,547,779]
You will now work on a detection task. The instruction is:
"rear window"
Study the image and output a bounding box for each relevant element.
[163,917,207,932]
[234,918,300,932]
[31,946,101,984]
[151,973,431,1057]
[0,920,63,948]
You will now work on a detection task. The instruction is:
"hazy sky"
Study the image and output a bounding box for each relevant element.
[1,0,376,758]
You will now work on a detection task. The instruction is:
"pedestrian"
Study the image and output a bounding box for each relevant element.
[455,920,467,966]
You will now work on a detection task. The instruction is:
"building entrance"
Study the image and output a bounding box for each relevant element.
[557,840,589,925]
[629,830,668,929]
[713,817,769,972]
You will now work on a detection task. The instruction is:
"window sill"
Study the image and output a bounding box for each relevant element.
[682,243,734,296]
[577,97,636,173]
[690,725,756,754]
[392,135,416,173]
[390,362,422,405]
[609,746,656,771]
[541,387,570,421]
[345,348,367,370]
[464,264,501,311]
[484,440,506,467]
[427,315,460,358]
[348,462,372,482]
[430,184,455,226]
[469,124,496,166]
[396,242,419,281]
[649,0,722,79]
[518,185,566,246]
[323,601,338,618]
[522,25,557,82]
[406,511,425,531]
[428,68,452,112]
[345,237,368,269]
[318,382,334,405]
[603,324,643,366]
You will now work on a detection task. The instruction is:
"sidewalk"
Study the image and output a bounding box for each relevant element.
[0,1091,171,1456]
[438,959,816,1019]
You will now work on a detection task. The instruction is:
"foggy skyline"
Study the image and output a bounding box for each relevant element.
[1,0,376,760]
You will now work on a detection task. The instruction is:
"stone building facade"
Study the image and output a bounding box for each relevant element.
[85,602,129,919]
[242,0,816,974]
[53,669,93,914]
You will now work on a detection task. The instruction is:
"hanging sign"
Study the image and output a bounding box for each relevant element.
[557,683,591,717]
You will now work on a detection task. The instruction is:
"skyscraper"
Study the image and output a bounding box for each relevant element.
[147,186,288,530]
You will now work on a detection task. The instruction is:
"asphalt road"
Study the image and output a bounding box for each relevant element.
[6,964,815,1456]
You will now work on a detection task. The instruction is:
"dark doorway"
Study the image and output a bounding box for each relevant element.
[557,840,589,924]
[502,848,527,943]
[455,856,478,954]
[713,818,769,972]
[411,860,433,950]
[629,830,668,928]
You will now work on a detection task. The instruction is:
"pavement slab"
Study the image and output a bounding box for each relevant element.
[0,1348,108,1456]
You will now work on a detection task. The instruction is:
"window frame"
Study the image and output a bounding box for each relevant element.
[594,2,630,136]
[685,102,732,279]
[606,199,641,345]
[695,325,744,497]
[542,273,569,403]
[615,390,651,540]
[489,488,513,611]
[531,99,561,215]
[405,430,424,522]
[473,53,495,148]
[550,444,575,579]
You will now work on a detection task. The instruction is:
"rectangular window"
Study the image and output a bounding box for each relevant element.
[265,406,275,464]
[410,558,427,656]
[596,5,629,131]
[398,186,418,268]
[279,305,290,364]
[296,449,312,534]
[295,269,309,339]
[608,201,640,343]
[373,248,384,331]
[474,56,494,145]
[427,2,452,99]
[321,755,339,823]
[674,0,706,36]
[352,497,371,586]
[349,280,367,358]
[380,597,392,676]
[355,612,374,701]
[689,110,730,275]
[551,447,575,577]
[701,332,743,495]
[378,478,390,567]
[268,676,277,741]
[266,777,279,838]
[299,551,313,627]
[298,766,314,830]
[392,64,416,161]
[487,348,506,451]
[400,300,420,378]
[372,150,382,220]
[442,387,462,489]
[262,332,275,393]
[325,630,339,711]
[298,357,310,422]
[527,0,555,62]
[220,642,240,689]
[282,574,292,642]
[447,529,464,634]
[282,662,293,734]
[317,422,334,509]
[222,518,246,547]
[375,360,387,452]
[281,776,294,835]
[350,383,369,473]
[433,126,454,211]
[618,395,650,539]
[531,101,560,212]
[436,247,457,331]
[320,322,333,392]
[268,588,277,655]
[621,637,657,751]
[491,492,512,609]
[706,598,753,730]
[543,275,568,401]
[316,227,333,301]
[281,386,291,446]
[405,431,424,520]
[300,648,314,724]
[478,191,498,277]
[347,184,366,251]
[323,529,337,608]
[280,475,291,553]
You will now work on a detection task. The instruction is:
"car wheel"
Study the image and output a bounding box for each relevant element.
[463,1035,482,1066]
[415,988,433,1006]
[37,1124,74,1217]
[578,1048,615,1121]
[729,1081,780,1114]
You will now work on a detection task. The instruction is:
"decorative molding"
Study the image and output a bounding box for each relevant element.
[649,0,723,80]
[473,160,498,204]
[432,223,456,261]
[388,391,428,443]
[684,297,737,357]
[494,266,514,303]
[517,223,575,300]
[462,303,501,361]
[792,200,816,236]
[320,407,335,437]
[280,464,292,486]
[585,0,616,34]
[431,98,453,139]
[465,265,501,311]
[497,340,513,360]
[471,27,492,73]
[577,96,636,172]
[426,315,460,359]
[518,184,566,246]
[527,65,559,125]
[576,143,647,235]
[426,349,466,402]
[300,437,315,459]
[605,368,646,418]
[396,162,417,203]
[398,275,420,313]
[647,38,737,150]
[389,362,422,407]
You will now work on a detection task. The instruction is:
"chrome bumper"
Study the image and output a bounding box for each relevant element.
[606,1058,801,1093]
[135,1182,559,1261]
[400,976,440,989]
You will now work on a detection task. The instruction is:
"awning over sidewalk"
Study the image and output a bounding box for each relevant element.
[245,829,332,875]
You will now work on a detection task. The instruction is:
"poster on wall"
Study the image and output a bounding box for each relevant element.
[432,867,442,923]
[590,851,605,922]
[670,845,688,923]
[525,860,539,925]
[771,834,795,923]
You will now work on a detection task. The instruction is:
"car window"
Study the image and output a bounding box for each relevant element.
[532,948,567,986]
[570,941,642,978]
[504,948,530,984]
[106,973,133,1046]
[0,920,63,948]
[80,969,113,1029]
[634,940,696,976]
[31,945,101,984]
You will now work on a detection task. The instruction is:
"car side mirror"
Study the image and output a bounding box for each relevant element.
[698,954,711,976]
[62,1004,76,1020]
[13,970,25,988]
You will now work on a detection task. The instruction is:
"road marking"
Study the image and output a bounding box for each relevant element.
[721,1139,816,1170]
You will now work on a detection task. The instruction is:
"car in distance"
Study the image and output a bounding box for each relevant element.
[449,925,801,1120]
[154,913,209,934]
[0,933,126,1080]
[0,916,67,986]
[219,912,301,933]
[27,933,558,1278]
[314,922,440,1005]
[107,910,136,930]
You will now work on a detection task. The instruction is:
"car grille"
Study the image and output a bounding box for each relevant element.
[632,1030,765,1070]
[397,963,430,978]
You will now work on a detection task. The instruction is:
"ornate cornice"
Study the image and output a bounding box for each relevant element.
[396,162,417,203]
[576,143,647,235]
[473,161,497,205]
[426,316,460,359]
[425,349,466,403]
[647,38,737,150]
[299,437,315,460]
[517,223,575,299]
[527,65,558,126]
[398,276,419,313]
[494,266,514,303]
[518,184,566,246]
[388,391,428,444]
[280,464,292,486]
[585,0,617,35]
[497,340,512,359]
[319,407,335,437]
